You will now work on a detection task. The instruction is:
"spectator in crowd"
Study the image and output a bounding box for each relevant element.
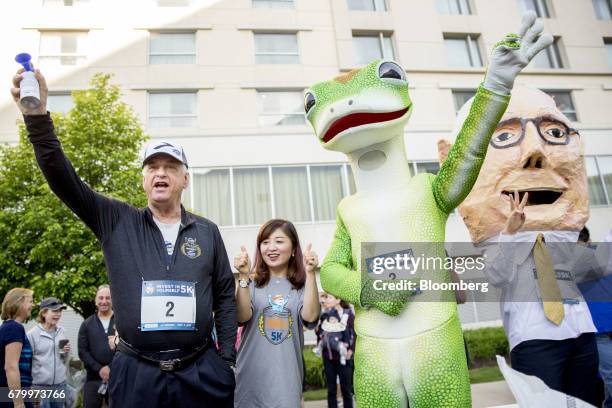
[11,68,236,408]
[316,294,355,408]
[340,299,356,396]
[233,219,320,408]
[78,285,115,408]
[26,297,70,408]
[578,226,612,407]
[1,288,34,408]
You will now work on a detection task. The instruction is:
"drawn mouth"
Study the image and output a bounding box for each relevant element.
[322,106,410,143]
[501,189,564,206]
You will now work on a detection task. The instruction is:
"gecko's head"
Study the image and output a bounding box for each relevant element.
[305,60,412,154]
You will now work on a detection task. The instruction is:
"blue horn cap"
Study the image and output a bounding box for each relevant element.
[15,53,34,72]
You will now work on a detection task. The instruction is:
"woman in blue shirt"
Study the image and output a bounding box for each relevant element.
[1,288,34,408]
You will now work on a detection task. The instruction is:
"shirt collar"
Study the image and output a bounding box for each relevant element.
[144,205,195,228]
[479,230,580,265]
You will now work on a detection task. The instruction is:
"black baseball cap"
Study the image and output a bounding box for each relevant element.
[39,297,67,311]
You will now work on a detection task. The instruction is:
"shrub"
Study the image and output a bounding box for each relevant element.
[464,327,509,367]
[303,348,326,389]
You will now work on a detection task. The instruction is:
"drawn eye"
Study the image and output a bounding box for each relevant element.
[539,119,571,144]
[378,62,406,81]
[545,127,566,138]
[490,127,521,148]
[495,133,513,142]
[304,92,316,114]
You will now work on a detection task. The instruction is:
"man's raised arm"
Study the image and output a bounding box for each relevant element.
[11,68,122,240]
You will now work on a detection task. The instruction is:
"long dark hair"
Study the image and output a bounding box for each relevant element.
[253,219,306,290]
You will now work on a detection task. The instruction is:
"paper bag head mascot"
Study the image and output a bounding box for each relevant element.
[440,86,589,243]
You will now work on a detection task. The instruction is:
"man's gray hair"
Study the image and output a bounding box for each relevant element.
[96,284,110,293]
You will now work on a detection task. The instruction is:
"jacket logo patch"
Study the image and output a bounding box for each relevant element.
[181,237,202,259]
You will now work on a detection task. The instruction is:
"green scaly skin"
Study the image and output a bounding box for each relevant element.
[306,60,510,407]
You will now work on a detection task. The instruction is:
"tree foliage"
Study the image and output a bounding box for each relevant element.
[0,73,147,317]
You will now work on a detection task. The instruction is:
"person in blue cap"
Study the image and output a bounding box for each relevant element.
[26,297,70,408]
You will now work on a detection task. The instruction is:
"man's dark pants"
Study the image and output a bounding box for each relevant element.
[83,380,108,408]
[109,347,235,407]
[510,332,600,406]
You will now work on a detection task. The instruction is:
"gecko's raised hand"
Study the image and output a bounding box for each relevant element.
[483,11,553,95]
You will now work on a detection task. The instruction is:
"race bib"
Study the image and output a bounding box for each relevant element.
[140,280,196,331]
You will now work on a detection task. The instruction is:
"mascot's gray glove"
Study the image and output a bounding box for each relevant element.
[483,11,553,95]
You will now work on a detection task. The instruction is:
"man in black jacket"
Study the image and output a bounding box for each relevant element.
[78,285,115,408]
[11,69,237,408]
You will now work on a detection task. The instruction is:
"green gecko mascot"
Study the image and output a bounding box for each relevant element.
[304,12,552,408]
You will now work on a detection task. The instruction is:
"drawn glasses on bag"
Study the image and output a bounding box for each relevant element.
[490,115,579,149]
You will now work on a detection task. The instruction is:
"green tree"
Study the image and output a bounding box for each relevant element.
[0,73,147,317]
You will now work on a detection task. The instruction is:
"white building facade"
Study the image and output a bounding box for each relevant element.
[1,0,611,328]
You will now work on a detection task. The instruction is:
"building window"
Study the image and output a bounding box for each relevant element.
[586,157,608,205]
[436,0,471,15]
[186,163,355,226]
[543,90,577,122]
[148,92,197,128]
[347,167,357,194]
[347,0,387,11]
[605,38,612,69]
[233,167,272,225]
[192,169,232,226]
[353,33,395,66]
[444,35,482,67]
[43,0,90,5]
[39,31,87,66]
[273,166,310,222]
[155,0,190,6]
[593,0,612,19]
[415,162,440,175]
[254,33,299,64]
[149,32,195,64]
[518,0,550,18]
[531,38,564,69]
[252,0,294,8]
[257,91,305,126]
[596,156,612,205]
[416,157,612,208]
[310,165,346,221]
[452,90,476,114]
[47,93,74,114]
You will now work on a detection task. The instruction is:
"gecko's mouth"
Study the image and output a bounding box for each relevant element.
[322,107,410,143]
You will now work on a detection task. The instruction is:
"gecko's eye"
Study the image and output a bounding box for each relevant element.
[378,62,406,82]
[304,92,316,114]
